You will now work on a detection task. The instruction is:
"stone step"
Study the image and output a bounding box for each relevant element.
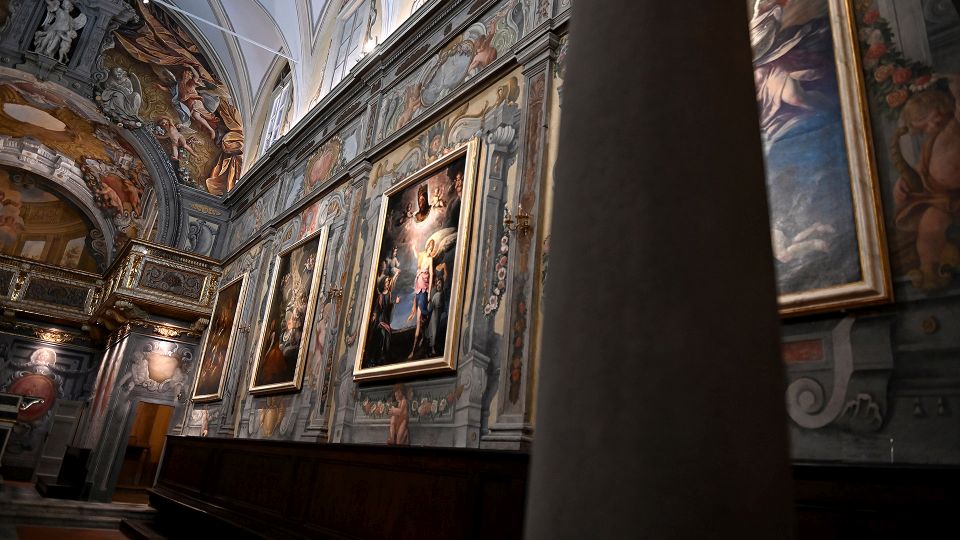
[120,519,169,540]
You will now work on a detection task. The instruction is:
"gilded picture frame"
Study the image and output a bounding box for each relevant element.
[249,226,329,394]
[353,139,480,381]
[191,273,248,402]
[750,0,892,316]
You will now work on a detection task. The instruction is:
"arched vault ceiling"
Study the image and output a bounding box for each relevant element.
[164,0,328,132]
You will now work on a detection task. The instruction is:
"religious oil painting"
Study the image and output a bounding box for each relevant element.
[192,274,247,402]
[250,227,328,394]
[354,140,480,381]
[749,0,890,315]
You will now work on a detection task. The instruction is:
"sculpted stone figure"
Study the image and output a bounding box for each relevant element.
[100,67,143,123]
[33,0,87,64]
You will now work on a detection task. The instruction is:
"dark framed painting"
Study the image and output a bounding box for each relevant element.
[191,274,247,402]
[250,226,328,394]
[749,0,892,315]
[353,139,480,381]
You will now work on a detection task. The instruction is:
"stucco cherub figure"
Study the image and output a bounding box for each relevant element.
[33,0,87,63]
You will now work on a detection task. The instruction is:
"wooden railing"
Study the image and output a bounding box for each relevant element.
[95,240,222,323]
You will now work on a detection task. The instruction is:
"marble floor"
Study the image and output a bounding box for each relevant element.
[0,481,155,539]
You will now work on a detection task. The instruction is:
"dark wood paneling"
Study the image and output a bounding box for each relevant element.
[153,436,529,540]
[153,437,960,539]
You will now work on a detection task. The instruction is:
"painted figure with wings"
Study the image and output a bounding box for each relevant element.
[407,227,457,358]
[153,65,223,140]
[33,0,87,63]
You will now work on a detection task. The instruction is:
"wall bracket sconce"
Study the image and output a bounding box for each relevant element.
[503,205,531,237]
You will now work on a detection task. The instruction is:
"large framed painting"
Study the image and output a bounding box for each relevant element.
[250,227,329,394]
[353,139,480,381]
[749,0,892,315]
[191,274,247,402]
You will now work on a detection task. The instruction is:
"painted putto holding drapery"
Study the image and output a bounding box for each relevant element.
[99,0,244,196]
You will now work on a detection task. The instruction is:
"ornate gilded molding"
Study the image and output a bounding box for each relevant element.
[0,240,220,334]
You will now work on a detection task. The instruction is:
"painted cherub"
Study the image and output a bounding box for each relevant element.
[468,31,497,75]
[430,185,446,208]
[396,83,422,128]
[891,75,960,289]
[155,116,195,161]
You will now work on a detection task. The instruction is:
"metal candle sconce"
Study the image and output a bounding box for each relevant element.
[503,204,531,237]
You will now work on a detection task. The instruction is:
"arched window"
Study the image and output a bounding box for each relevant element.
[261,64,292,155]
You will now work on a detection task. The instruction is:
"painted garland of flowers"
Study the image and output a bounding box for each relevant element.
[360,384,464,422]
[484,210,511,316]
[856,1,937,119]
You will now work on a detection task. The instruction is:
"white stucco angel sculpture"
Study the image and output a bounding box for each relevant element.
[33,0,87,63]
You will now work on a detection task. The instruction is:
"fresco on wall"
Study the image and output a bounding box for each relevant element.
[354,146,477,382]
[749,0,890,314]
[0,166,102,271]
[376,0,524,142]
[0,69,151,246]
[853,1,960,291]
[1,342,97,473]
[304,137,343,194]
[101,1,244,196]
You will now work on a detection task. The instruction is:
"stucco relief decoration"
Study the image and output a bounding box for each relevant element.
[33,0,87,64]
[377,0,523,142]
[128,341,192,395]
[102,1,244,195]
[98,67,143,128]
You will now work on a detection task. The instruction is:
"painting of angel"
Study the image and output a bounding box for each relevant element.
[250,227,328,394]
[748,0,890,315]
[109,1,244,195]
[354,140,480,381]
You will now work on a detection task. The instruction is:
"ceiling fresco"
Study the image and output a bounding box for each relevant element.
[101,1,244,195]
[0,165,102,272]
[0,67,151,247]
